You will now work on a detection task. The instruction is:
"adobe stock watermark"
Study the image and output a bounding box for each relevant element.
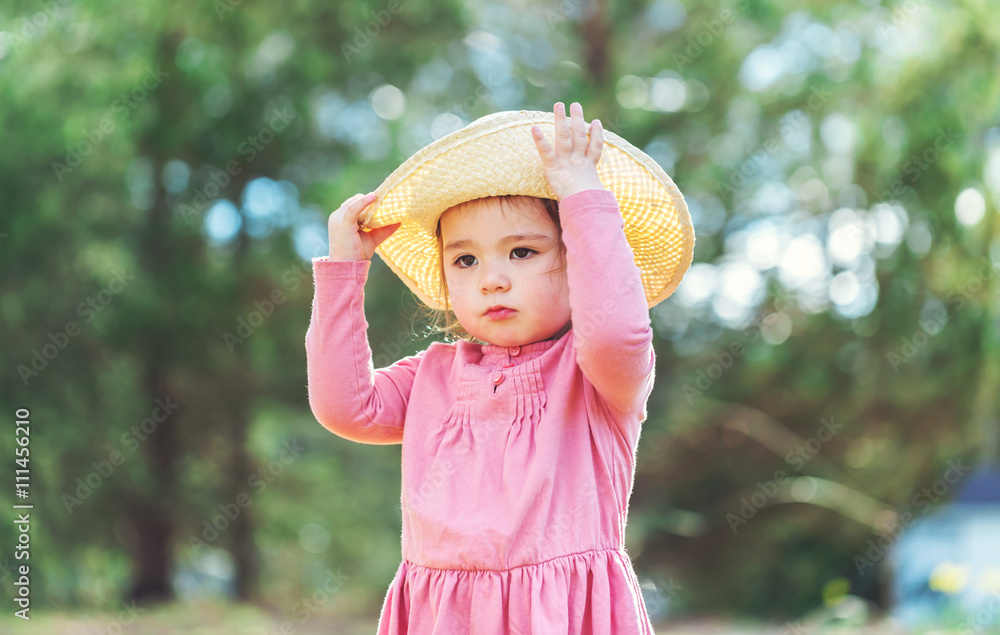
[887,255,999,371]
[871,127,959,206]
[222,259,314,352]
[373,329,419,370]
[1,0,73,55]
[873,0,929,42]
[780,621,811,635]
[51,66,169,182]
[88,600,146,634]
[681,286,796,404]
[187,438,306,554]
[213,0,244,20]
[175,104,296,222]
[726,415,843,533]
[673,0,750,71]
[266,568,350,635]
[853,458,972,575]
[541,502,590,543]
[641,576,685,618]
[948,255,1000,312]
[957,589,1000,635]
[717,83,834,199]
[341,0,405,63]
[540,0,591,29]
[61,396,181,514]
[450,71,506,124]
[886,303,947,372]
[17,268,135,386]
[407,460,455,511]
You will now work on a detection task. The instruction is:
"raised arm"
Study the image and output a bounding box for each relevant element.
[306,257,424,444]
[306,192,413,444]
[559,189,655,415]
[530,102,654,416]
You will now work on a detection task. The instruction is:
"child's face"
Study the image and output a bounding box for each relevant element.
[440,197,570,347]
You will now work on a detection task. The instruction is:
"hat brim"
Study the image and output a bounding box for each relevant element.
[360,110,695,311]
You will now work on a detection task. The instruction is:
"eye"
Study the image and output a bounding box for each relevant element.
[453,255,476,268]
[512,248,535,259]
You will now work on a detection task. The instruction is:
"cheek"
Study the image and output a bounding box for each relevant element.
[444,271,471,307]
[444,270,464,293]
[544,259,569,296]
[551,274,570,302]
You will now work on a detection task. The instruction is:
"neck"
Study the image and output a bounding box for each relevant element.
[547,321,571,341]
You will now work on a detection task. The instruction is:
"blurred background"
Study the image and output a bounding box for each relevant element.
[1,0,999,632]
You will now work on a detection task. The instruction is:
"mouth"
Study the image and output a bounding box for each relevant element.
[484,305,517,320]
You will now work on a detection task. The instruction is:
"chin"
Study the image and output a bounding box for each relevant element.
[477,328,523,347]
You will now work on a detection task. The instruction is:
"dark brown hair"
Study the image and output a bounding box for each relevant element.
[413,195,565,344]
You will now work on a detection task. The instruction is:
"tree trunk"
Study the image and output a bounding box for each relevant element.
[126,500,175,604]
[969,203,1000,467]
[124,34,183,606]
[229,241,260,601]
[581,0,611,86]
[126,169,179,606]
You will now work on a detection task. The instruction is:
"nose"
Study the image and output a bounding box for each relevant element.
[479,257,511,294]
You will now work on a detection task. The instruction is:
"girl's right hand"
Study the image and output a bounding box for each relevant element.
[327,192,401,261]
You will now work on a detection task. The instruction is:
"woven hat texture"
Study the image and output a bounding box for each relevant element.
[358,109,695,311]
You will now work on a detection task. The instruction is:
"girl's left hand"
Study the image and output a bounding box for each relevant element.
[530,102,606,200]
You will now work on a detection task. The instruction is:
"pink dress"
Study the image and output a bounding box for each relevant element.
[306,189,657,634]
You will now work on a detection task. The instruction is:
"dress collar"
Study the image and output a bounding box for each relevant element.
[478,328,570,363]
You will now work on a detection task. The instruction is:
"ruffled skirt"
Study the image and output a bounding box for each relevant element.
[376,548,655,634]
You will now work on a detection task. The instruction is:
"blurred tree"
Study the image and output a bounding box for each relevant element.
[0,0,997,624]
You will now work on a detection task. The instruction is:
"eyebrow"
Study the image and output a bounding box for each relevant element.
[443,233,554,254]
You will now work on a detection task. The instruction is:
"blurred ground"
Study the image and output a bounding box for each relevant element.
[0,598,952,635]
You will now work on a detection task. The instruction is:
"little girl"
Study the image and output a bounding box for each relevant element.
[306,102,693,634]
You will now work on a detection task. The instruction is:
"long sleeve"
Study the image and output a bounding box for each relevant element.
[558,188,655,416]
[305,257,425,445]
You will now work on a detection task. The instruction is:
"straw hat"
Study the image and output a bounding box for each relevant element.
[358,109,695,311]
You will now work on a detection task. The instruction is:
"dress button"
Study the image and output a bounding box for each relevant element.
[508,346,521,356]
[491,371,505,385]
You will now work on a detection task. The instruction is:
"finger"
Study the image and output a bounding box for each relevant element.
[570,102,587,153]
[553,102,572,156]
[531,125,557,166]
[367,222,401,250]
[346,192,377,225]
[585,118,603,164]
[339,193,364,216]
[355,192,377,210]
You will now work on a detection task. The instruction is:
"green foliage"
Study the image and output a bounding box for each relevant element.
[0,0,997,628]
